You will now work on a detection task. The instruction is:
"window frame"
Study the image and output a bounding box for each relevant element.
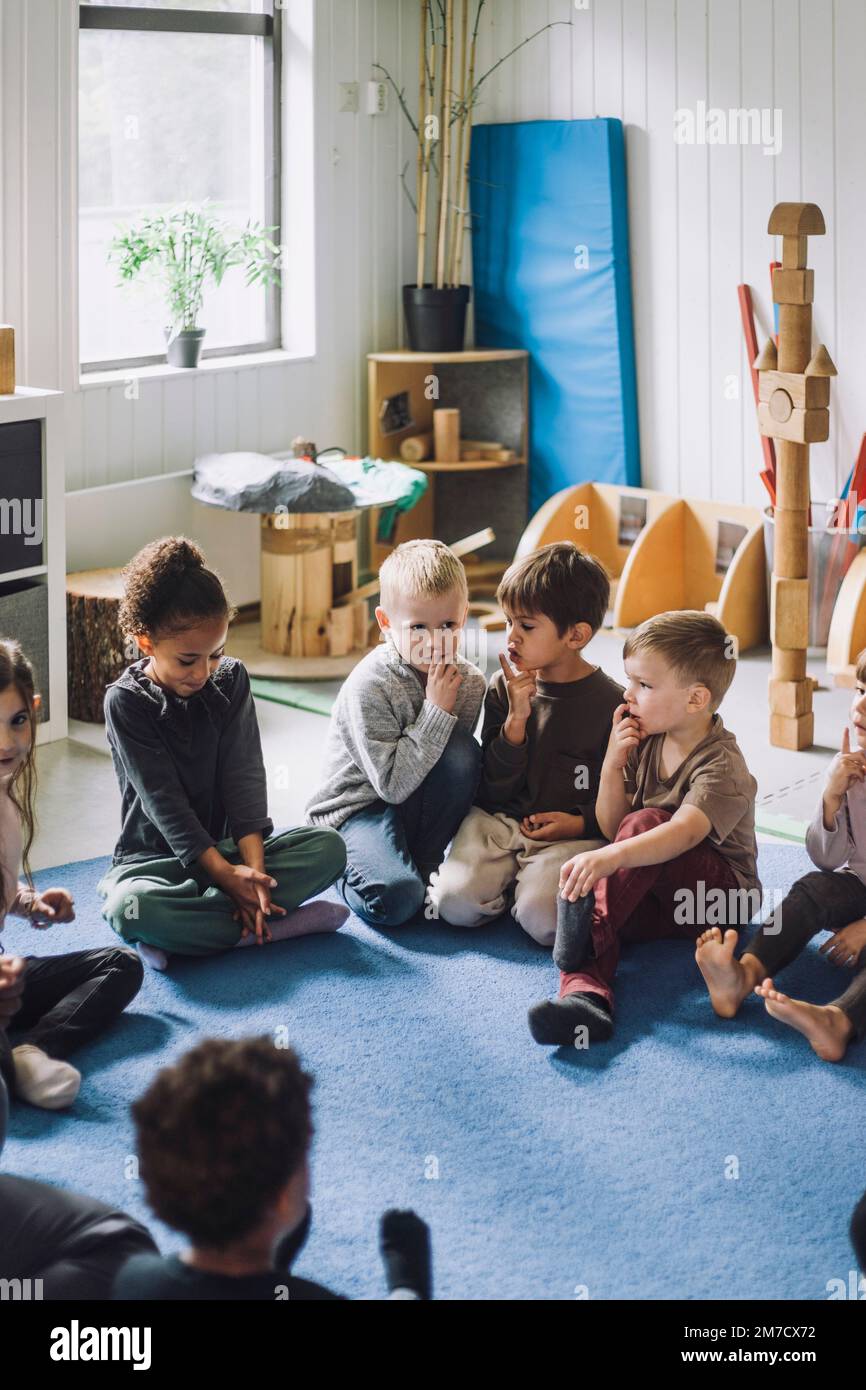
[78,2,283,373]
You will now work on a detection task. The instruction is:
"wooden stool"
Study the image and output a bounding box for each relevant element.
[66,568,135,723]
[259,509,368,659]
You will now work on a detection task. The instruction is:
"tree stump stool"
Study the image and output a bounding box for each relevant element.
[66,568,137,723]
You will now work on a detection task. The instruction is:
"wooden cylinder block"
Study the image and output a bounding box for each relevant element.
[768,676,813,719]
[773,507,809,576]
[771,574,809,650]
[433,408,460,462]
[774,452,811,512]
[772,646,807,681]
[260,511,360,658]
[400,432,433,462]
[777,303,812,373]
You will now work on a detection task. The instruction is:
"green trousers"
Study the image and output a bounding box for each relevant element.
[98,826,346,956]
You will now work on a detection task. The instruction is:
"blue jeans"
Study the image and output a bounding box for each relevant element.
[339,727,481,928]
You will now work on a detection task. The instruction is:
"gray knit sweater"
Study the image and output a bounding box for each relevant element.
[305,637,486,829]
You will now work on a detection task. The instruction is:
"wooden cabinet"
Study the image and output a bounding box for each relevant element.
[367,349,529,594]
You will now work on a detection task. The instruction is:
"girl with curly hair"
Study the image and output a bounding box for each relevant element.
[97,536,347,968]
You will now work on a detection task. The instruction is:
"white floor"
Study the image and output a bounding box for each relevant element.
[31,628,852,872]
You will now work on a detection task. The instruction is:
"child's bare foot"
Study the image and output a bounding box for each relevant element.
[695,928,750,1018]
[755,979,853,1062]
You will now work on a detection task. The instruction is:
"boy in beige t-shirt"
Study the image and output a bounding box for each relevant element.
[528,611,760,1045]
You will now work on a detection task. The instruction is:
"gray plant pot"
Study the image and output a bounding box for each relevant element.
[165,328,206,368]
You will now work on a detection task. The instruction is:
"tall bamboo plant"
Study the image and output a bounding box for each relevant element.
[376,1,569,290]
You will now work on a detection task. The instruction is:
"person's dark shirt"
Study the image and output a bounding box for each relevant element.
[113,1253,344,1301]
[103,657,273,868]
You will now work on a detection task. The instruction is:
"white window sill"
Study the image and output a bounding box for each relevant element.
[79,347,315,390]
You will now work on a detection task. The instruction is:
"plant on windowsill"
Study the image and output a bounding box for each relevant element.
[108,203,283,368]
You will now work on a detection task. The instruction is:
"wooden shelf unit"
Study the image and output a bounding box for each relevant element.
[367,348,529,582]
[0,387,67,743]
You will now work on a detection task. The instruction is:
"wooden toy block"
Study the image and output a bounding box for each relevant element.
[433,407,460,462]
[399,431,433,462]
[777,304,813,372]
[459,439,502,452]
[758,370,830,411]
[483,448,516,462]
[460,448,482,461]
[773,456,811,511]
[806,345,837,377]
[772,268,814,304]
[768,203,826,237]
[758,402,829,445]
[770,710,814,750]
[773,507,809,575]
[781,234,807,269]
[753,338,778,371]
[768,677,813,718]
[772,645,807,680]
[771,574,809,649]
[0,326,14,395]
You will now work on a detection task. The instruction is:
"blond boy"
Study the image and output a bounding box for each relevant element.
[305,540,485,928]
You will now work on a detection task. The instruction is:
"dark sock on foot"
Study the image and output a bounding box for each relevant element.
[528,991,613,1046]
[553,891,595,972]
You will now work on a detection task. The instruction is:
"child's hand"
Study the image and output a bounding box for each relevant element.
[605,702,643,770]
[521,811,586,842]
[824,727,866,800]
[426,657,462,714]
[28,887,76,926]
[221,864,285,946]
[0,956,26,1030]
[559,844,623,900]
[819,916,866,968]
[498,652,537,726]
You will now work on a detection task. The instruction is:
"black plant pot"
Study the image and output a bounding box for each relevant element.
[165,328,206,368]
[403,284,470,352]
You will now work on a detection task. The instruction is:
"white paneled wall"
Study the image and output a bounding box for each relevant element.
[472,0,866,510]
[2,0,865,590]
[0,0,421,596]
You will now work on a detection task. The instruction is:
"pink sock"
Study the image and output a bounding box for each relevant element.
[235,900,348,948]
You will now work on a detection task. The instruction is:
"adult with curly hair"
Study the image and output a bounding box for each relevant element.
[114,1037,432,1300]
[97,536,348,968]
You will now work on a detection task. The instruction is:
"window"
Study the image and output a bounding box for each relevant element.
[79,1,281,370]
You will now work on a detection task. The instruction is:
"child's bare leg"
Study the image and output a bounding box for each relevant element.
[694,929,766,1018]
[755,978,854,1062]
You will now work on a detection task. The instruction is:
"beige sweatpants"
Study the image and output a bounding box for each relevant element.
[428,806,606,947]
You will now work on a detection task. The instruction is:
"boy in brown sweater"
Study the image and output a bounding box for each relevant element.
[428,543,624,947]
[529,610,759,1045]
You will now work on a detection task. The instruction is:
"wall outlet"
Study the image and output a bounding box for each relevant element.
[366,80,388,115]
[338,82,359,113]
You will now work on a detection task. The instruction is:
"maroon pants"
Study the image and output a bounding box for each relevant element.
[559,807,739,1012]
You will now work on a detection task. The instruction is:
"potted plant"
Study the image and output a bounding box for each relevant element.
[109,203,283,368]
[376,0,568,352]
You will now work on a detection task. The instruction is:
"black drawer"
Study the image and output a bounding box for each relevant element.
[0,420,43,574]
[0,420,41,458]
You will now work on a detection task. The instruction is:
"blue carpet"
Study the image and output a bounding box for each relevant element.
[2,843,865,1301]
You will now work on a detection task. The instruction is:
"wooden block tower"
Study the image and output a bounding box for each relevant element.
[756,203,836,750]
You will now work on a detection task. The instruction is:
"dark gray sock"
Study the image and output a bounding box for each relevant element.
[553,890,596,972]
[528,991,613,1047]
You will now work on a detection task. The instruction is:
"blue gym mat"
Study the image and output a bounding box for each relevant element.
[2,842,864,1301]
[470,118,641,514]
